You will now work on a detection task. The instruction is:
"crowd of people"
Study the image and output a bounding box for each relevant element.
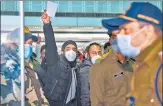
[0,2,162,106]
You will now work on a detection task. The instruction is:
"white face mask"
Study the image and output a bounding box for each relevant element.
[91,55,101,64]
[65,50,77,62]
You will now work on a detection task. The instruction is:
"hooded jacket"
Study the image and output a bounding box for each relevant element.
[37,22,78,106]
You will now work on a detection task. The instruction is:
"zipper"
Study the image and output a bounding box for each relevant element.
[50,80,58,95]
[50,64,60,96]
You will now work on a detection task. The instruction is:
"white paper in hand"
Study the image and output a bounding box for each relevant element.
[47,1,58,18]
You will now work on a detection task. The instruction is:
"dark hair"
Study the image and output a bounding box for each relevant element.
[77,51,81,57]
[40,45,45,53]
[86,42,101,53]
[61,40,77,51]
[30,52,37,61]
[104,42,111,50]
[107,31,113,37]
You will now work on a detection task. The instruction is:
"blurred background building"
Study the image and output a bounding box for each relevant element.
[1,1,162,50]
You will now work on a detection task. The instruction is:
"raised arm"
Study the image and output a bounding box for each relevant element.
[41,10,59,66]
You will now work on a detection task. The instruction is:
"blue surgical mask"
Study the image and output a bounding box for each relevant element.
[111,40,120,53]
[24,44,33,59]
[116,34,140,57]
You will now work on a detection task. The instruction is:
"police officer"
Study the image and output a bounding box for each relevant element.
[90,23,135,106]
[23,27,49,106]
[104,2,162,106]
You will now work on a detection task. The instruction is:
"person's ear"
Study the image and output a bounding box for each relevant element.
[145,25,156,41]
[139,25,158,51]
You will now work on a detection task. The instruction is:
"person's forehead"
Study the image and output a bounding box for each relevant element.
[112,30,120,35]
[119,21,140,29]
[42,49,45,53]
[25,38,33,44]
[65,44,76,48]
[90,45,101,51]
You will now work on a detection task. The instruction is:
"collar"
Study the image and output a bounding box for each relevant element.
[98,48,114,63]
[135,37,162,66]
[83,59,92,66]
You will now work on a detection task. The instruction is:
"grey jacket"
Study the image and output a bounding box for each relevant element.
[78,59,92,106]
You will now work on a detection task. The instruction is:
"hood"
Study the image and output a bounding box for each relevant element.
[82,59,92,67]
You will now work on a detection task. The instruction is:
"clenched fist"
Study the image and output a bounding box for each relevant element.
[41,9,50,24]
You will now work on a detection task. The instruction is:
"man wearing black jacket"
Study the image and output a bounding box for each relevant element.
[40,10,78,106]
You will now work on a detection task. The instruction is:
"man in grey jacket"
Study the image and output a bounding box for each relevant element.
[78,42,102,106]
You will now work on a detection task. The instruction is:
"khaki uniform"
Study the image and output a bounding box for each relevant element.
[95,48,112,64]
[126,37,162,106]
[25,61,49,106]
[90,49,134,106]
[0,51,49,106]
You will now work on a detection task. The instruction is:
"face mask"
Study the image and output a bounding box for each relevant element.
[24,44,33,59]
[111,40,120,53]
[91,55,101,64]
[65,50,77,62]
[116,34,140,57]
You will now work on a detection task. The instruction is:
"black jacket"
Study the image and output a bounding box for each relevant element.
[37,23,77,106]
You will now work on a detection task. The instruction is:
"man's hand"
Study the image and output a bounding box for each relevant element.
[41,9,50,24]
[37,33,41,44]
